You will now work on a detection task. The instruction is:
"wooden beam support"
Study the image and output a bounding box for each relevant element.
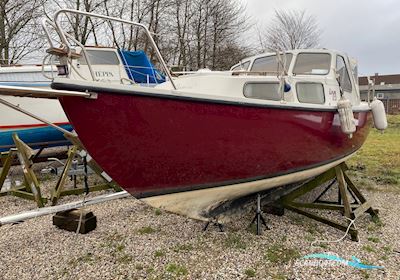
[1,133,120,207]
[0,151,15,191]
[280,163,377,242]
[12,134,44,207]
[51,146,78,206]
[284,204,358,241]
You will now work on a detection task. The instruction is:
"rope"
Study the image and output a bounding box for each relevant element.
[311,217,357,247]
[75,194,87,234]
[76,155,89,234]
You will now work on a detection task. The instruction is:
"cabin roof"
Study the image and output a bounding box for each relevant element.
[240,49,346,63]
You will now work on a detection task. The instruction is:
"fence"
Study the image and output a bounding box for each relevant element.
[381,99,400,115]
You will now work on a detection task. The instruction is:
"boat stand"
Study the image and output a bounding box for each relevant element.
[250,193,270,235]
[49,145,119,205]
[203,220,224,232]
[0,133,120,207]
[279,163,379,241]
[0,134,46,207]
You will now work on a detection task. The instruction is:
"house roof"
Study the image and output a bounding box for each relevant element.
[359,74,400,86]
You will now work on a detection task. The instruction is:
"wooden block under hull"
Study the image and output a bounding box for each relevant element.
[53,209,96,234]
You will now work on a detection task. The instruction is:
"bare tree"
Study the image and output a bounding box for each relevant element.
[0,0,251,69]
[207,0,249,70]
[45,0,105,45]
[260,10,321,51]
[0,0,47,65]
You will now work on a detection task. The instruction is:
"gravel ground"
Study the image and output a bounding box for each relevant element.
[0,172,399,280]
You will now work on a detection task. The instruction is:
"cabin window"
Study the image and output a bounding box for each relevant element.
[293,53,331,75]
[232,61,250,71]
[243,82,280,101]
[78,50,120,65]
[250,54,293,73]
[336,55,352,92]
[296,83,325,104]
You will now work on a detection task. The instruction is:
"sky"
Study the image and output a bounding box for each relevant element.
[241,0,400,76]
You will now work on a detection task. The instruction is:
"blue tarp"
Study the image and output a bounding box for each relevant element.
[118,50,166,84]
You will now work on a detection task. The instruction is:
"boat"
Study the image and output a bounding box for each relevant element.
[0,47,165,153]
[0,9,386,221]
[0,65,73,152]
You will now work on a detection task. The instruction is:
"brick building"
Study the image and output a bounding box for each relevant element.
[359,74,400,115]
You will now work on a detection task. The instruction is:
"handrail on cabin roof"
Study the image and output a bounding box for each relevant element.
[47,9,176,90]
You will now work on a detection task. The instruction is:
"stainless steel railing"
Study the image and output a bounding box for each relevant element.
[44,9,177,90]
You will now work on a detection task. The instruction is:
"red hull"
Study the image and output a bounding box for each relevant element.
[58,88,371,198]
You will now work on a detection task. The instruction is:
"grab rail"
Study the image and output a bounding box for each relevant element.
[41,18,97,81]
[52,9,177,90]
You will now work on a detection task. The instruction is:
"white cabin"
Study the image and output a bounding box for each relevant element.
[228,49,361,107]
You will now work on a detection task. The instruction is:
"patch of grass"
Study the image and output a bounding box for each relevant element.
[360,270,370,279]
[362,244,375,253]
[367,216,384,232]
[135,263,143,270]
[118,254,133,264]
[272,273,287,280]
[154,208,162,216]
[304,234,315,242]
[317,243,329,249]
[244,268,256,278]
[138,226,157,234]
[290,215,305,225]
[154,250,166,257]
[246,223,257,234]
[306,227,317,235]
[382,245,392,253]
[348,115,400,187]
[372,215,384,226]
[78,252,94,262]
[39,173,53,182]
[116,244,125,252]
[59,268,70,278]
[265,244,300,264]
[165,263,188,277]
[306,223,322,235]
[173,243,193,252]
[224,233,246,250]
[367,236,380,243]
[104,232,124,243]
[146,267,155,274]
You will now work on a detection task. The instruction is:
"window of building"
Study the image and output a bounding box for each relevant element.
[251,54,293,73]
[336,55,352,92]
[243,82,281,101]
[293,53,331,75]
[296,83,325,104]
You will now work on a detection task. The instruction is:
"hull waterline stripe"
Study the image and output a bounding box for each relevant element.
[0,122,70,129]
[132,148,359,199]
